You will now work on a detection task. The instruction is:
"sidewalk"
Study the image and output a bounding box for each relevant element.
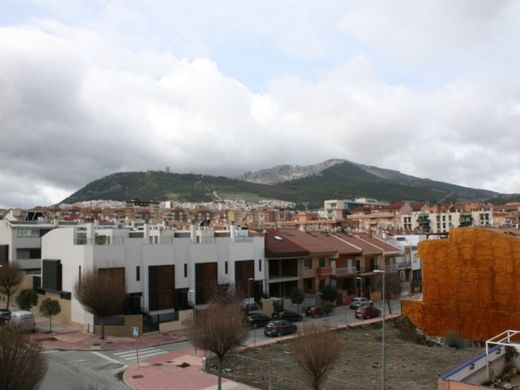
[31,317,188,351]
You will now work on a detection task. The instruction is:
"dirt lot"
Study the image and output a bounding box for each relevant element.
[208,321,479,390]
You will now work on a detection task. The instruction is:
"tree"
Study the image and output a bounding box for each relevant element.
[321,284,338,303]
[0,263,24,310]
[16,289,38,311]
[374,272,402,314]
[290,287,304,312]
[292,324,343,390]
[39,298,61,332]
[188,302,248,390]
[0,325,47,390]
[74,269,126,340]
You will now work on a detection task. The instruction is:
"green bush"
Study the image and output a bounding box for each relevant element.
[16,289,38,310]
[290,288,304,306]
[321,285,338,303]
[445,331,464,350]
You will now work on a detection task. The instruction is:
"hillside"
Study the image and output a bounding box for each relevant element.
[61,160,504,208]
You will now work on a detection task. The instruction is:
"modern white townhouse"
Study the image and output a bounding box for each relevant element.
[39,223,264,331]
[0,217,94,273]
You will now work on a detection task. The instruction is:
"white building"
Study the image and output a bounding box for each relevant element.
[40,224,264,329]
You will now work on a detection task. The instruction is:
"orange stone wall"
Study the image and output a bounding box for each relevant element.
[402,228,520,341]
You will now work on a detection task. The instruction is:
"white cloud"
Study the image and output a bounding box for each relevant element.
[1,2,520,208]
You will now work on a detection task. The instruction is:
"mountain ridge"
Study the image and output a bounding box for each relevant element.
[61,159,509,208]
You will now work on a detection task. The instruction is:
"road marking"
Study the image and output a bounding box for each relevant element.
[91,351,124,365]
[114,348,167,361]
[113,347,158,356]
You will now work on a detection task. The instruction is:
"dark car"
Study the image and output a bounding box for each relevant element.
[264,320,297,337]
[247,312,271,328]
[272,310,303,322]
[355,303,381,320]
[305,305,322,318]
[0,309,11,325]
[350,297,370,310]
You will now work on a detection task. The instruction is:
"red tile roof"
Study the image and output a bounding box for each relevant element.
[307,232,362,256]
[264,228,309,259]
[277,230,337,257]
[332,233,382,255]
[353,233,401,253]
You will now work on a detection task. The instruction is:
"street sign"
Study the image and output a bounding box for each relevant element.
[132,326,139,337]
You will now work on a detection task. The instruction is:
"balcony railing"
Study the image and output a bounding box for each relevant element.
[334,266,358,276]
[316,267,333,277]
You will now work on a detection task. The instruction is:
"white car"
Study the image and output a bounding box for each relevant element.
[350,297,371,310]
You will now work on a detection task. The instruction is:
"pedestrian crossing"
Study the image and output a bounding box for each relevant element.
[113,347,167,361]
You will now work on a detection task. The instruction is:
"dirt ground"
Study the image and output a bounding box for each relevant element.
[209,321,479,390]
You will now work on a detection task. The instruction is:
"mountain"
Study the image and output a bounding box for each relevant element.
[236,159,344,184]
[61,160,507,208]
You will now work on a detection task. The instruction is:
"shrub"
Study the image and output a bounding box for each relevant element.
[321,285,338,303]
[16,289,38,311]
[321,301,335,316]
[445,331,464,350]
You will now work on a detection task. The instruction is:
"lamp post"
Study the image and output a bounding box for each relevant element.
[356,276,363,297]
[247,277,254,315]
[373,269,386,390]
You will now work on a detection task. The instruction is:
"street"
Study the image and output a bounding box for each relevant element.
[40,300,401,389]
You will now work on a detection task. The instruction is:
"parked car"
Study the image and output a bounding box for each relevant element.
[304,305,322,318]
[9,311,36,332]
[264,320,297,337]
[0,309,11,325]
[240,299,261,313]
[247,312,271,328]
[355,303,381,320]
[350,297,370,310]
[272,310,303,322]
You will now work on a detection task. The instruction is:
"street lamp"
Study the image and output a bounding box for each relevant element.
[373,269,386,390]
[356,276,363,297]
[247,278,254,315]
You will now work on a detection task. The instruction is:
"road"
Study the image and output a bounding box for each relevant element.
[40,300,401,389]
[40,341,192,390]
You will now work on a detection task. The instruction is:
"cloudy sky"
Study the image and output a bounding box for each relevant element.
[1,0,520,208]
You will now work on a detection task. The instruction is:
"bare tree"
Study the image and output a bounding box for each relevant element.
[0,263,24,310]
[74,269,126,340]
[292,324,343,390]
[374,272,402,314]
[0,326,47,390]
[188,302,248,390]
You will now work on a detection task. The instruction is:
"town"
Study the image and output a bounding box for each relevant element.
[1,197,520,389]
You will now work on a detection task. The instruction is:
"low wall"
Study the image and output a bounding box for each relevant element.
[94,314,143,337]
[159,310,193,333]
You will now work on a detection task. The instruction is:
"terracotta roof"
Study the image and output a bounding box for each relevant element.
[277,230,337,257]
[332,233,382,255]
[411,203,425,211]
[307,232,362,256]
[264,228,309,259]
[353,233,401,254]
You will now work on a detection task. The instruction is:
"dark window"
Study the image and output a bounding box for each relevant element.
[319,258,326,267]
[60,291,71,300]
[225,261,228,274]
[42,259,62,291]
[136,266,140,281]
[184,263,188,278]
[258,259,262,272]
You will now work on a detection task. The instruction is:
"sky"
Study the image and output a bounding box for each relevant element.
[1,0,520,208]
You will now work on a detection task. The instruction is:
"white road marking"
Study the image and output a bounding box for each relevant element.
[91,351,124,365]
[122,350,167,361]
